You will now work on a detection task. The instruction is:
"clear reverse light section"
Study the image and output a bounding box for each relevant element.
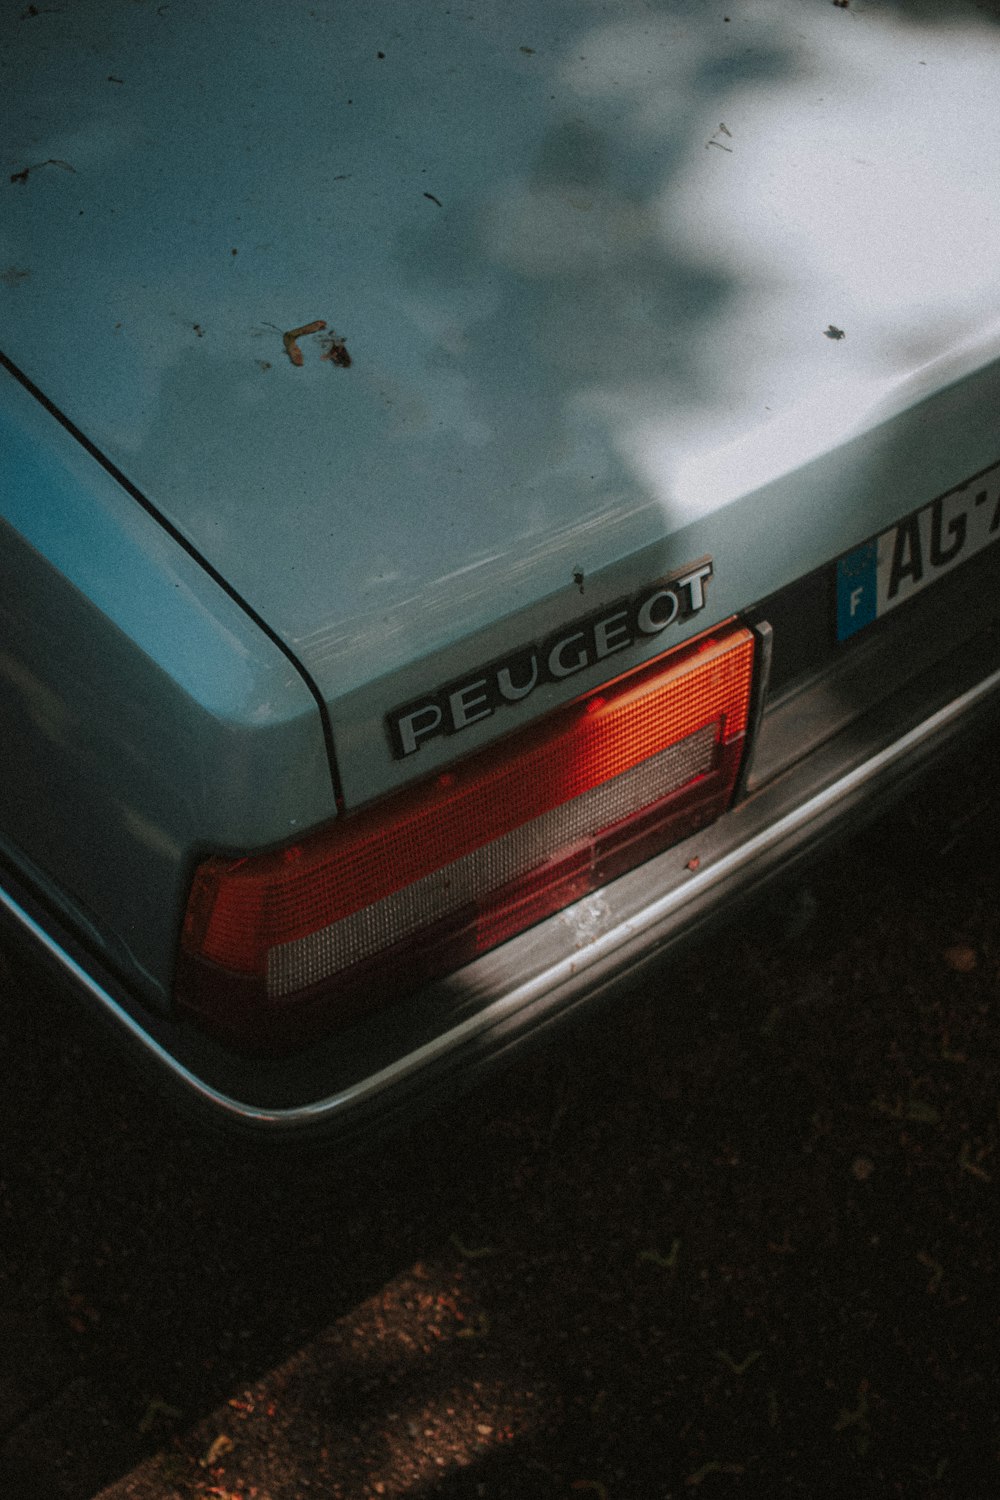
[179,623,754,1051]
[267,721,717,997]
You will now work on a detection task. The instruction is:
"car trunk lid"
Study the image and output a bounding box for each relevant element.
[4,0,1000,805]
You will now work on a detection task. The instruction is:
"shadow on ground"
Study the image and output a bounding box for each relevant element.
[1,740,999,1497]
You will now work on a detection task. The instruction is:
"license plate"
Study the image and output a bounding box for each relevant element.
[836,461,1000,642]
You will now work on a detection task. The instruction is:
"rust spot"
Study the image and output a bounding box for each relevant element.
[320,331,352,368]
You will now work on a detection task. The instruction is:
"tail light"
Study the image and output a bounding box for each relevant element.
[177,622,755,1051]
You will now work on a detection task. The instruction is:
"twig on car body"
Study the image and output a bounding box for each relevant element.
[282,319,327,366]
[9,157,75,184]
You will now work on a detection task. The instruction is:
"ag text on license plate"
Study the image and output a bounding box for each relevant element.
[836,461,1000,643]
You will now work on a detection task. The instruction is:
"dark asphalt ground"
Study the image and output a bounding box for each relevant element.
[1,741,1000,1500]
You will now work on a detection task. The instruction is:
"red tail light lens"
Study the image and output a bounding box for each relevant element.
[178,622,755,1050]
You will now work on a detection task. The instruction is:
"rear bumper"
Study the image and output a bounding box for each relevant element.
[4,616,999,1143]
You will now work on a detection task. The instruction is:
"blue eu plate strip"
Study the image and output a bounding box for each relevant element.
[836,541,878,641]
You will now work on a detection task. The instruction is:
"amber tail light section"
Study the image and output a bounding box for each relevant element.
[177,623,755,1052]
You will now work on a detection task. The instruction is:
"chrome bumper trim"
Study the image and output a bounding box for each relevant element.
[4,664,1000,1135]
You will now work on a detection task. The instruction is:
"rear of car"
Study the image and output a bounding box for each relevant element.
[2,0,1000,1138]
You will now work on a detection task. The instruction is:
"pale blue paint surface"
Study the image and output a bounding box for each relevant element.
[0,366,335,1000]
[4,0,1000,804]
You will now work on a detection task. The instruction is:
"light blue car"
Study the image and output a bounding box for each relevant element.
[3,0,1000,1138]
